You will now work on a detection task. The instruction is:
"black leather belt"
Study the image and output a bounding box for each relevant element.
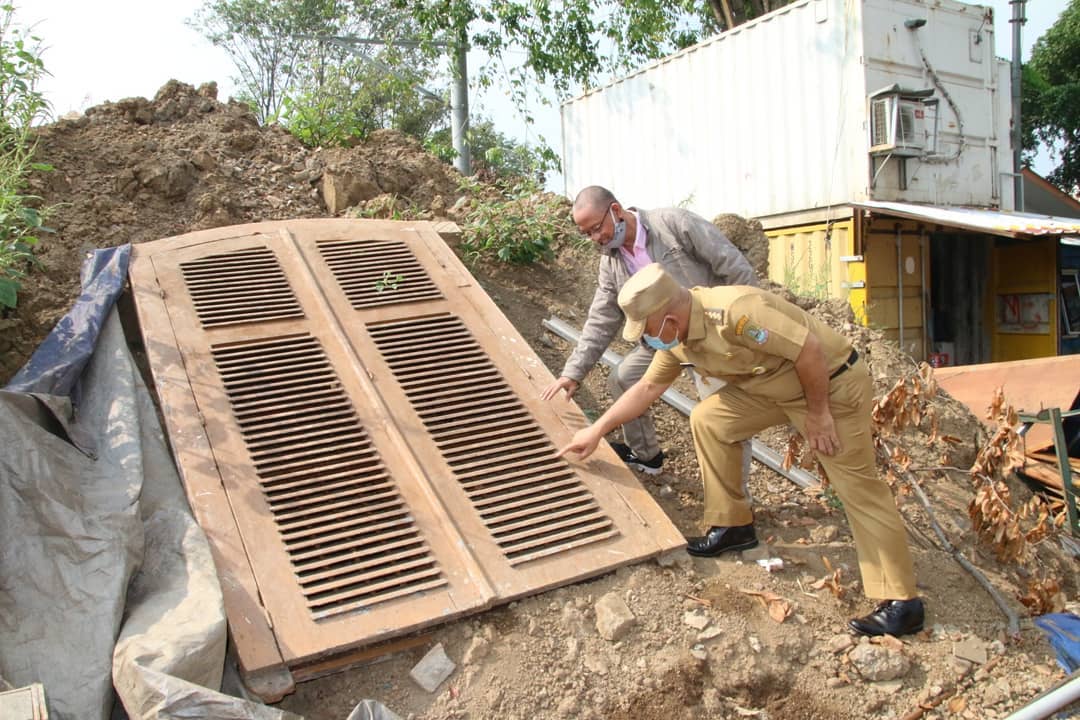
[829,349,859,380]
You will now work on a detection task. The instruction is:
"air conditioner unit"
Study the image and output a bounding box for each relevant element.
[869,96,926,156]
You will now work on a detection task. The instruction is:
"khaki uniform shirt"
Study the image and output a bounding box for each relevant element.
[643,286,854,403]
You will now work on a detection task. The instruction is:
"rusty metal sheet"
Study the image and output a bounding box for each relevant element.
[934,356,1080,451]
[129,219,685,696]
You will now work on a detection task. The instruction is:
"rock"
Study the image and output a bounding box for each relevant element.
[462,632,492,666]
[748,636,762,653]
[826,676,848,688]
[953,636,988,665]
[595,592,636,642]
[656,549,690,568]
[321,166,381,214]
[982,679,1012,706]
[697,626,723,642]
[690,644,708,661]
[658,484,676,498]
[810,524,840,543]
[952,657,974,677]
[134,159,197,198]
[848,643,911,682]
[409,643,455,692]
[828,634,855,653]
[683,609,710,630]
[872,679,904,694]
[583,654,609,676]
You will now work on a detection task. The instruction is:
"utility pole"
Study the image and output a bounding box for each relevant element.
[450,26,471,176]
[1010,0,1026,212]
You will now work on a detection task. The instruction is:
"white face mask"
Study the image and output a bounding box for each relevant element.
[599,206,626,252]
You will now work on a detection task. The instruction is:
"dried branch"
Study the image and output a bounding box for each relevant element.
[879,438,1021,637]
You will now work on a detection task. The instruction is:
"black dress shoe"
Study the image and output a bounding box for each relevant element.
[849,598,925,637]
[686,524,758,557]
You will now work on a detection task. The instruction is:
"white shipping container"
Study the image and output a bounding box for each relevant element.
[560,0,1013,220]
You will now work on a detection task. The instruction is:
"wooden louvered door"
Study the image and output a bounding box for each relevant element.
[130,219,684,696]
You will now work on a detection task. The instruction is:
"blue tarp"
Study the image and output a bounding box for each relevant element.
[6,244,131,396]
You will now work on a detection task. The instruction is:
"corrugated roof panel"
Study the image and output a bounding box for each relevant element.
[851,200,1080,237]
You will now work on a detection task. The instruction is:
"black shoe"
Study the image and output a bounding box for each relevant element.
[685,524,758,557]
[610,442,665,475]
[849,598,925,637]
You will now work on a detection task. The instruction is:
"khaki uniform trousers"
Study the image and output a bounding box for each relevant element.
[610,345,752,486]
[688,359,917,600]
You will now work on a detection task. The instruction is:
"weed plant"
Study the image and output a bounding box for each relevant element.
[0,4,52,309]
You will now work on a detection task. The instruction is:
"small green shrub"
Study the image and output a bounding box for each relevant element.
[458,177,577,265]
[0,4,52,309]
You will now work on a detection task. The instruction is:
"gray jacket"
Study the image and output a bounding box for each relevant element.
[561,207,758,382]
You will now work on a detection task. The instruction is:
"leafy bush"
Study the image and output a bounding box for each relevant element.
[459,177,579,265]
[282,56,446,149]
[0,4,52,309]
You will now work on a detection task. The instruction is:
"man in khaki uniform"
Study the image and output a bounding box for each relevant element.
[541,185,756,475]
[558,263,924,637]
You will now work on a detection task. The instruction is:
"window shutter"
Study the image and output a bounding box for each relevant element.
[130,219,684,699]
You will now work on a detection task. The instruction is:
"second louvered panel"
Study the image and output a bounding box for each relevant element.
[318,238,444,309]
[211,332,446,621]
[367,313,618,565]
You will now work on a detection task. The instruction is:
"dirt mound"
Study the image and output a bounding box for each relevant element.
[5,80,464,382]
[713,212,770,281]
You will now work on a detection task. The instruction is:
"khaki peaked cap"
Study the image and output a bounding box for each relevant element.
[617,263,683,342]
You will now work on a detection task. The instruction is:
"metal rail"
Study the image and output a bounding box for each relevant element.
[541,317,820,490]
[1019,407,1080,538]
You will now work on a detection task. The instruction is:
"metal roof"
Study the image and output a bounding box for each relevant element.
[850,200,1080,238]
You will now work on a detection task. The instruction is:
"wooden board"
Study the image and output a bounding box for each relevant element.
[129,219,685,697]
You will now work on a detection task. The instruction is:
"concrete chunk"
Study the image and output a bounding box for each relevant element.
[595,591,636,641]
[409,643,456,693]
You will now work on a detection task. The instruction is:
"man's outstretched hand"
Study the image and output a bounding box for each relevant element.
[541,376,580,401]
[557,426,602,462]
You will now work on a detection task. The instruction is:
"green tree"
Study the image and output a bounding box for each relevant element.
[1023,0,1080,195]
[425,117,557,182]
[0,3,52,309]
[190,0,436,125]
[283,49,446,147]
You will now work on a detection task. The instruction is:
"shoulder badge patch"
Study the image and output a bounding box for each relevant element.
[735,314,768,344]
[705,308,725,324]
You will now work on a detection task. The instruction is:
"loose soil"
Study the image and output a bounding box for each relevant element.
[11,81,1079,720]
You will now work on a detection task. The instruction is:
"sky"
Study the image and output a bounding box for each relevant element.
[26,0,1070,190]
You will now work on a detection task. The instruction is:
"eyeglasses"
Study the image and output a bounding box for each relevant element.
[580,203,614,238]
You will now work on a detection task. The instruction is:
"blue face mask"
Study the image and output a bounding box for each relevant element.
[643,317,679,351]
[599,206,626,252]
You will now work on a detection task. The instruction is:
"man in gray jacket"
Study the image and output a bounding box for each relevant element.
[541,185,758,473]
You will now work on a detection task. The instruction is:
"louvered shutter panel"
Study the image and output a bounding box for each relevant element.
[130,219,684,697]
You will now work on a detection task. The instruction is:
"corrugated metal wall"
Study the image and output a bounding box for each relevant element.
[864,219,928,360]
[561,0,1007,219]
[561,0,864,218]
[765,220,863,319]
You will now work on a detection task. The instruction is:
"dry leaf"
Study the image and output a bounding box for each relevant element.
[740,590,793,624]
[948,695,967,713]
